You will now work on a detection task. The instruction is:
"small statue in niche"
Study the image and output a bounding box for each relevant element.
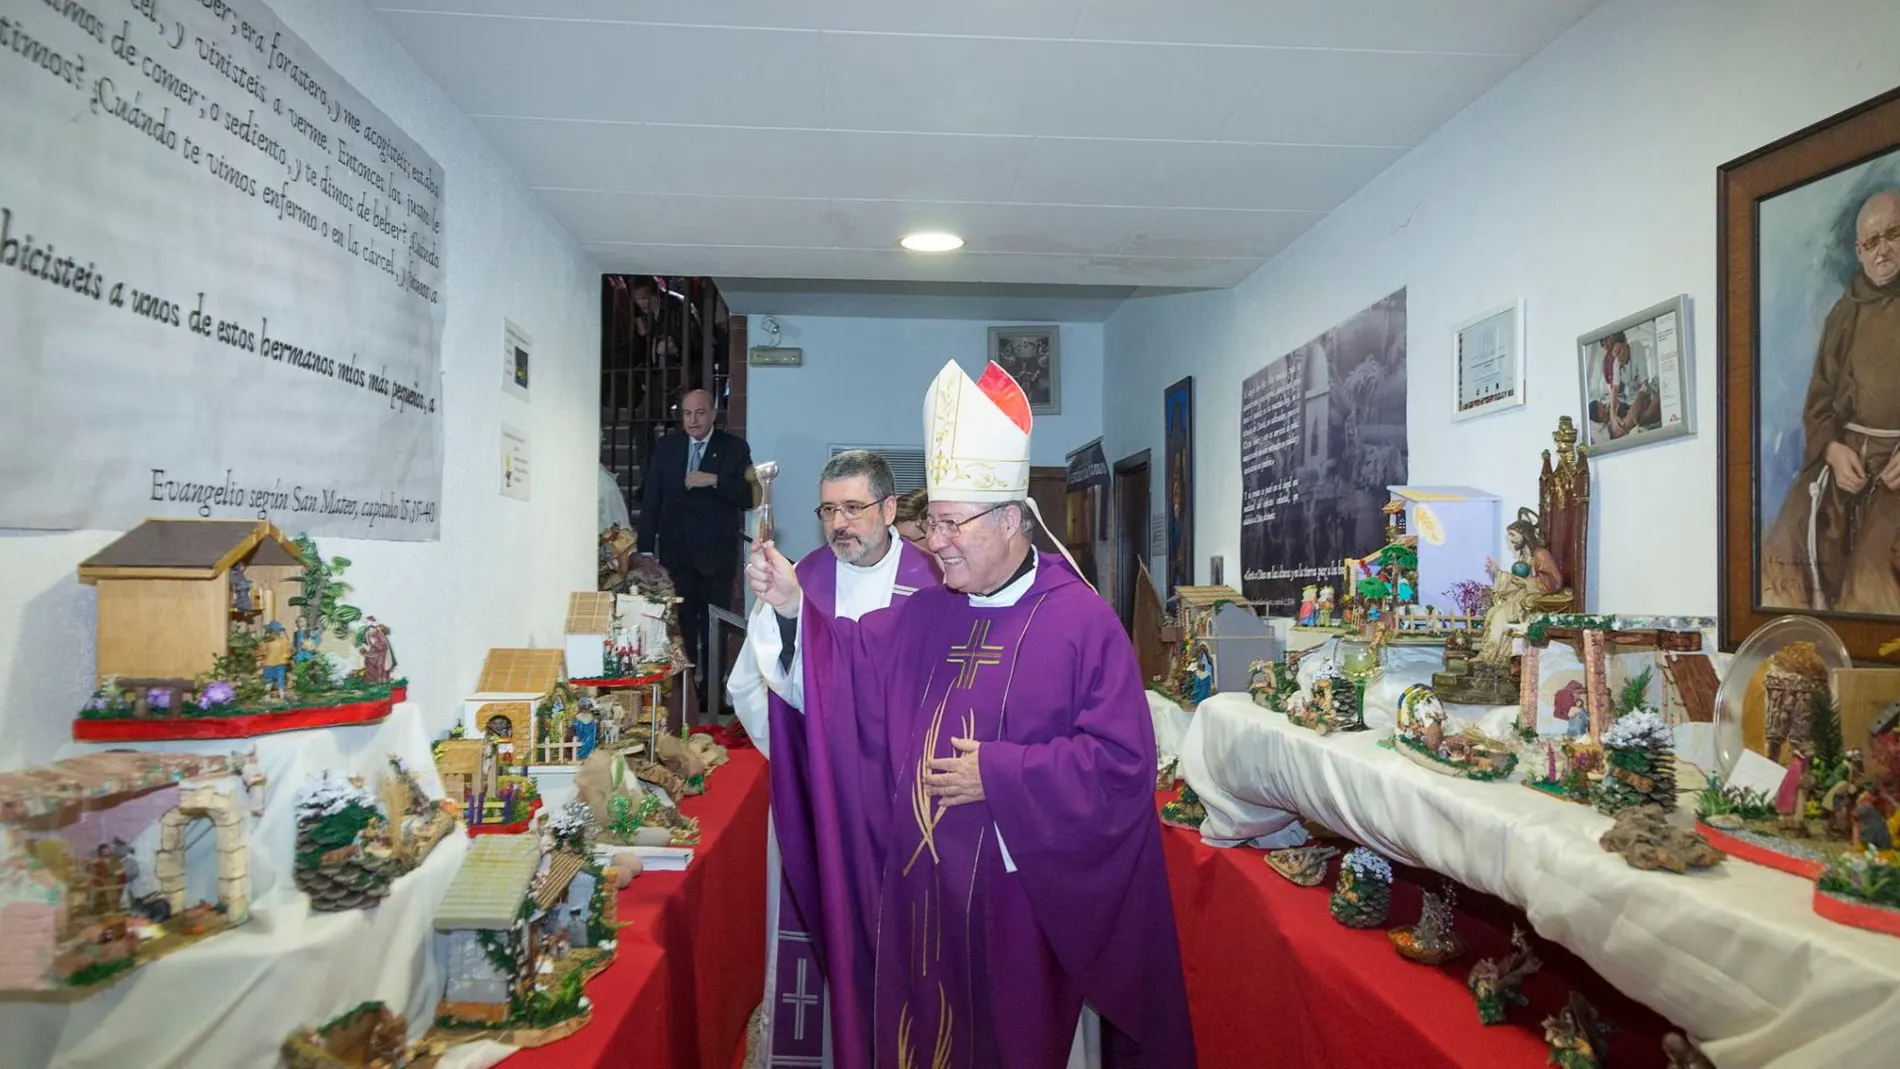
[1317,586,1336,626]
[1477,509,1564,666]
[229,562,254,616]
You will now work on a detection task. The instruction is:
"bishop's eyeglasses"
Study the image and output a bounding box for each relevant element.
[813,500,889,522]
[919,503,1010,538]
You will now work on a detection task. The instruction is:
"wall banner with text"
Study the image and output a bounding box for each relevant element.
[1239,289,1408,614]
[0,0,445,540]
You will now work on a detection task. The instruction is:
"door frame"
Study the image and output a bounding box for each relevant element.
[1112,450,1152,631]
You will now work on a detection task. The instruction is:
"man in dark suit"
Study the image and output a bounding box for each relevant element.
[638,389,753,709]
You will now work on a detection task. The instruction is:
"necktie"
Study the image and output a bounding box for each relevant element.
[689,439,704,472]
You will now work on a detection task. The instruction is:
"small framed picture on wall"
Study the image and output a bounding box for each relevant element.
[1450,300,1525,421]
[1576,295,1693,458]
[988,326,1061,414]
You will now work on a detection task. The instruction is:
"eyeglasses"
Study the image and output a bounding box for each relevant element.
[813,500,889,522]
[1858,224,1900,253]
[921,503,1009,538]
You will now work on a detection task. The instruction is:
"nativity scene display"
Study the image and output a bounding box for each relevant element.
[429,807,621,1047]
[73,520,405,741]
[292,758,457,913]
[0,750,265,993]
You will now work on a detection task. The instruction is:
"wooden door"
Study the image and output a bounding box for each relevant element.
[1028,466,1067,555]
[1112,452,1152,633]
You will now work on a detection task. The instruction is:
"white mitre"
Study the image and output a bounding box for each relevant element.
[923,359,1033,504]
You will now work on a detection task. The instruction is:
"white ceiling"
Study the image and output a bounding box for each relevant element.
[371,1,1599,291]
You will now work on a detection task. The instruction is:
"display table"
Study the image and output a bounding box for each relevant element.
[507,747,768,1069]
[1157,800,1672,1067]
[1180,691,1900,1067]
[0,702,468,1069]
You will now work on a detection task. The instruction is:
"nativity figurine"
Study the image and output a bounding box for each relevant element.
[1390,683,1519,780]
[1264,844,1339,887]
[1467,927,1542,1026]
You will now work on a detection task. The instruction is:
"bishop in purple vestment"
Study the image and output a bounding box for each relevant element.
[751,361,1195,1069]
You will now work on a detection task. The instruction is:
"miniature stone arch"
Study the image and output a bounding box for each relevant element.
[154,784,248,922]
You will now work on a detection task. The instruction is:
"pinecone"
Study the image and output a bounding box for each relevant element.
[1330,848,1393,928]
[1595,710,1678,815]
[293,824,399,912]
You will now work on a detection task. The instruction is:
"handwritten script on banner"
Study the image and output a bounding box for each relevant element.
[0,0,445,540]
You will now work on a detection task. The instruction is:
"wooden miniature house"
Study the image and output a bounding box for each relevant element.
[78,519,305,685]
[463,649,567,768]
[434,737,499,812]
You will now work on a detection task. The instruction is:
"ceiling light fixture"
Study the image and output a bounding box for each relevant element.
[900,231,964,253]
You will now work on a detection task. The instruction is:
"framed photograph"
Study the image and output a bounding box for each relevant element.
[503,320,531,401]
[1450,300,1525,421]
[1718,85,1900,662]
[988,325,1061,414]
[1163,376,1194,596]
[1575,296,1693,457]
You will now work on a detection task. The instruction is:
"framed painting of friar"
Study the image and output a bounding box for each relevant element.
[1720,85,1900,662]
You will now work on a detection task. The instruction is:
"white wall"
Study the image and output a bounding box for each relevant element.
[0,0,599,769]
[746,315,1104,560]
[1104,0,1900,615]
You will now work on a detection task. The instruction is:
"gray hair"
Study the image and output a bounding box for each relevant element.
[998,499,1038,541]
[820,450,895,503]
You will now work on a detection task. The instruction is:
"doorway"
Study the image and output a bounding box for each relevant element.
[1027,466,1068,557]
[1112,451,1151,633]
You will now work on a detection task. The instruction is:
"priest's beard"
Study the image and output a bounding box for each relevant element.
[829,529,889,566]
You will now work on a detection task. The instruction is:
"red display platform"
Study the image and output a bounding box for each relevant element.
[510,749,768,1069]
[1159,791,1676,1068]
[71,686,407,741]
[571,670,673,688]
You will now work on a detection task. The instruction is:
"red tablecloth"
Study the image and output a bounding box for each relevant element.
[1159,793,1674,1068]
[511,749,768,1069]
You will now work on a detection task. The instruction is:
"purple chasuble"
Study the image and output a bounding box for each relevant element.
[766,540,939,1067]
[803,555,1196,1069]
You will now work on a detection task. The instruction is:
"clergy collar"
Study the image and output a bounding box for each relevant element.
[968,548,1037,607]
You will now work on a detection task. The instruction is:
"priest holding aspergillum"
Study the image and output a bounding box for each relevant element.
[749,360,1196,1069]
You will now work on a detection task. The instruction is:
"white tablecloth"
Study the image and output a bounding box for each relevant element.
[1181,690,1900,1068]
[1,702,469,1069]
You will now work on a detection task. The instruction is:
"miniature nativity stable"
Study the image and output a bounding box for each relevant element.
[464,648,571,769]
[73,518,405,741]
[432,828,619,1044]
[0,750,261,993]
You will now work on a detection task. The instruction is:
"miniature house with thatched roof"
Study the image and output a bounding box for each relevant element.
[463,649,567,768]
[78,520,305,685]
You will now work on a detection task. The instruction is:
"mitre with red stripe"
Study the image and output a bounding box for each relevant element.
[923,360,1032,504]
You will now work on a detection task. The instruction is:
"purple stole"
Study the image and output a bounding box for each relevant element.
[766,541,938,1067]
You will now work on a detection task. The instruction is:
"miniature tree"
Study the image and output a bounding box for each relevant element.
[288,535,365,640]
[1445,579,1494,620]
[1809,692,1844,779]
[550,799,596,856]
[1329,847,1393,929]
[1595,710,1677,815]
